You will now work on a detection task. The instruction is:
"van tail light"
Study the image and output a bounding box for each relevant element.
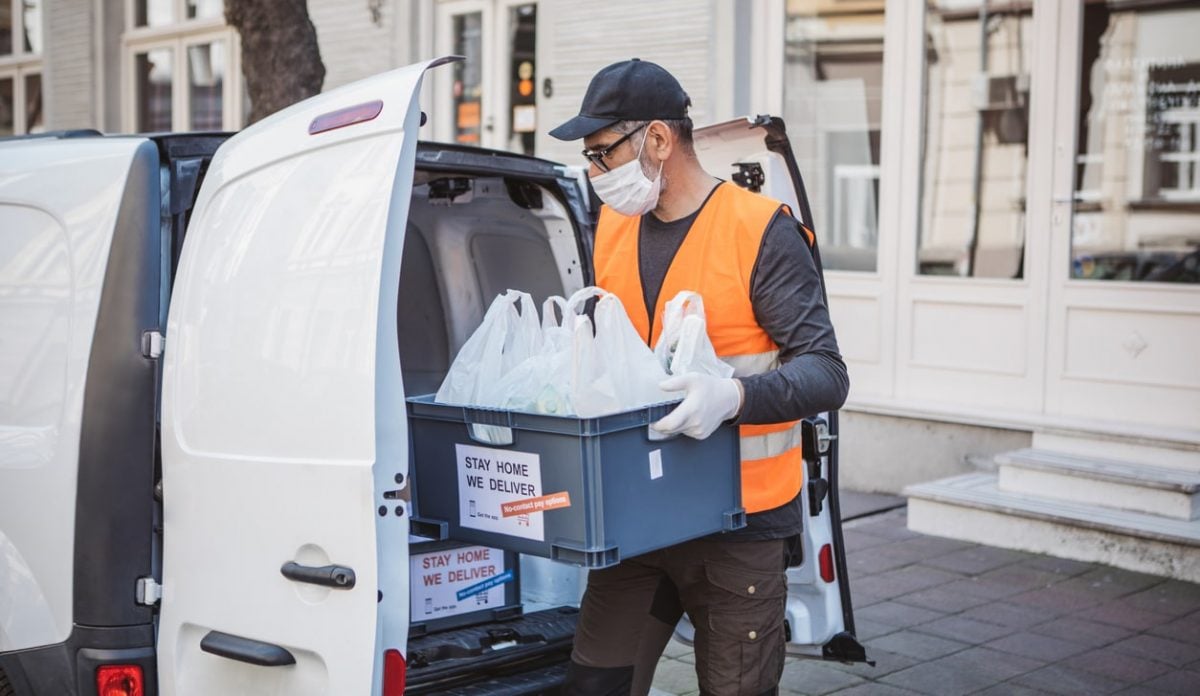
[819,544,835,583]
[97,665,144,696]
[383,649,406,696]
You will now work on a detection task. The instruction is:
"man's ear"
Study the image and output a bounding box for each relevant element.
[647,120,674,161]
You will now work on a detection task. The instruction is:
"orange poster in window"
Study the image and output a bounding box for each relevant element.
[457,101,481,129]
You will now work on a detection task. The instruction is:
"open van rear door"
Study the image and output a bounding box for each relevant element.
[158,58,456,695]
[684,116,870,664]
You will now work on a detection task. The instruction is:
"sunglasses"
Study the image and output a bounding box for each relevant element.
[581,122,648,172]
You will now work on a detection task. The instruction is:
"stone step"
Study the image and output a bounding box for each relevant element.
[996,448,1200,520]
[905,473,1200,582]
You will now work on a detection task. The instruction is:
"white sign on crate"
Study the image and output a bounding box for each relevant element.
[455,443,545,541]
[410,545,510,622]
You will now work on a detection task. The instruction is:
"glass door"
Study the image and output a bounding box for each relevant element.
[434,0,538,154]
[1044,0,1200,431]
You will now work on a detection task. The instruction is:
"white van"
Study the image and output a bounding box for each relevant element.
[0,57,866,696]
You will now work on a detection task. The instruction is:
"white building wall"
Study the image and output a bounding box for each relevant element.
[535,0,716,163]
[44,0,96,129]
[308,0,406,91]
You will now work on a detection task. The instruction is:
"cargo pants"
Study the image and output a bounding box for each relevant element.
[562,536,789,696]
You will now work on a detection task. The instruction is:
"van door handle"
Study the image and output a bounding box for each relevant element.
[280,561,357,589]
[200,630,295,666]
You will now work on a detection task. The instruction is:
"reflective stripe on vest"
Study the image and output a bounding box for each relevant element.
[593,181,804,514]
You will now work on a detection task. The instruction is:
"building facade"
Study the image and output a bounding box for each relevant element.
[13,0,1200,578]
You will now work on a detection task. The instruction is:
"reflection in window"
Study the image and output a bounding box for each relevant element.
[784,0,885,272]
[22,0,40,53]
[1071,1,1200,283]
[188,41,224,130]
[918,2,1031,279]
[1,3,12,56]
[453,12,483,146]
[24,72,40,133]
[507,4,537,156]
[187,0,223,21]
[0,78,13,135]
[135,0,173,28]
[135,48,174,132]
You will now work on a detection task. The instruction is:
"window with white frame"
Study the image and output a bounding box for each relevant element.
[123,0,241,133]
[0,0,44,136]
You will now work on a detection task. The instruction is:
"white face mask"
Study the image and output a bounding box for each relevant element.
[590,131,663,217]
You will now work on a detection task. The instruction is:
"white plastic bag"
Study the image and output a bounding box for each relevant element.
[654,291,734,378]
[572,292,673,417]
[435,289,541,407]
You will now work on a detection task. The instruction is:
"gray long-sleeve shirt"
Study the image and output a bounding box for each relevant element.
[628,182,849,539]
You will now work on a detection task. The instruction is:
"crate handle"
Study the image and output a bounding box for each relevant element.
[410,517,449,540]
[468,424,514,446]
[645,402,680,442]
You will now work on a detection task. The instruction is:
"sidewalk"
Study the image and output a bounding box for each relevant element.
[649,507,1200,695]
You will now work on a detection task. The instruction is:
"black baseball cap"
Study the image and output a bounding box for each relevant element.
[549,58,691,141]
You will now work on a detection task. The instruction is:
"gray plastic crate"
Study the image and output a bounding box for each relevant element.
[407,394,745,568]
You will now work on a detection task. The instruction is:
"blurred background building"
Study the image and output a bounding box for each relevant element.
[4,0,1197,579]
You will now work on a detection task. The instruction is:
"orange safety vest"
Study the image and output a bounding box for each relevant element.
[594,181,809,514]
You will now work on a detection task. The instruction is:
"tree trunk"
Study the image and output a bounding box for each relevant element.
[226,0,325,125]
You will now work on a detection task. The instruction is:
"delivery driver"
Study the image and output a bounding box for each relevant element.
[549,59,849,695]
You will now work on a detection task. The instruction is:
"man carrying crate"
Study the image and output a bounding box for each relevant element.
[549,59,849,695]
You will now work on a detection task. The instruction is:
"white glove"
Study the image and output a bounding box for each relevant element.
[652,374,743,440]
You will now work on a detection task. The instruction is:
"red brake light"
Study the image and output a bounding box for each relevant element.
[97,665,144,696]
[383,649,406,696]
[309,100,384,135]
[819,543,835,583]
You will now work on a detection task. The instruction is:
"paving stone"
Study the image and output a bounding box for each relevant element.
[1112,686,1173,696]
[1148,610,1200,647]
[1109,633,1200,668]
[1144,669,1200,696]
[821,683,923,696]
[891,584,993,613]
[853,618,902,642]
[850,566,964,603]
[779,660,869,695]
[880,659,1002,694]
[1122,581,1200,617]
[847,545,927,575]
[1073,567,1165,598]
[960,601,1056,630]
[1017,554,1097,578]
[650,657,698,695]
[1064,645,1174,682]
[879,646,1042,695]
[851,516,921,541]
[985,631,1091,662]
[1011,664,1131,695]
[1007,584,1108,614]
[972,565,1071,595]
[855,601,945,629]
[842,529,893,552]
[868,629,971,661]
[913,615,1016,645]
[825,647,919,678]
[1078,601,1177,632]
[975,684,1057,696]
[889,534,978,560]
[1028,616,1134,648]
[922,546,1031,575]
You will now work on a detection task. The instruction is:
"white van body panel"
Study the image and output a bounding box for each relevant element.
[159,59,448,695]
[0,137,150,651]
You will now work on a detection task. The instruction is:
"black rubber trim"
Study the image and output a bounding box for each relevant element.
[72,139,162,628]
[0,624,157,696]
[199,631,296,667]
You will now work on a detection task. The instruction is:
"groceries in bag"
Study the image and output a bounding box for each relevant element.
[435,287,730,417]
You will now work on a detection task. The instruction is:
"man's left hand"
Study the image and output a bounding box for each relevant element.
[652,374,742,439]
